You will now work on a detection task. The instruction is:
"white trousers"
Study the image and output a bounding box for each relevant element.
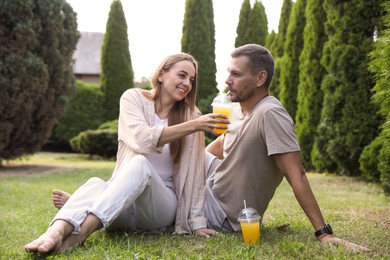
[51,155,177,234]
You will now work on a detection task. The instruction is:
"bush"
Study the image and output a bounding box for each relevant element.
[378,120,390,194]
[359,136,382,182]
[51,81,105,146]
[70,120,118,158]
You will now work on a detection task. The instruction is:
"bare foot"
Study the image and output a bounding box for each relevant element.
[52,189,71,209]
[25,221,71,254]
[59,234,86,252]
[59,214,102,252]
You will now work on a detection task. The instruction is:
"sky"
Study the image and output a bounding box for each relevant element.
[66,0,284,91]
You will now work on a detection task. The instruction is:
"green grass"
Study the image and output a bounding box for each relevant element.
[0,152,389,259]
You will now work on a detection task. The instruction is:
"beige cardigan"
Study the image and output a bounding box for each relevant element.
[108,88,207,234]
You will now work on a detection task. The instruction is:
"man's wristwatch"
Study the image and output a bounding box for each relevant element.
[314,224,333,237]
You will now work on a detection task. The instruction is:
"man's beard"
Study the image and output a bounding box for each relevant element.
[230,88,255,103]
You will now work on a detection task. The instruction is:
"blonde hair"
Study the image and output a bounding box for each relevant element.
[149,53,199,164]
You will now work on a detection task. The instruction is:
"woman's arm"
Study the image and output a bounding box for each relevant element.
[157,115,228,146]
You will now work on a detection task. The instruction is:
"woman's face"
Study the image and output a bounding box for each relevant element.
[158,60,196,102]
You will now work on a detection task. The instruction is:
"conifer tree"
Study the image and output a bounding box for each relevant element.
[235,0,268,47]
[269,59,282,98]
[182,0,217,105]
[295,0,327,170]
[313,0,382,175]
[279,0,307,120]
[366,1,390,193]
[274,0,293,58]
[265,30,277,54]
[101,0,134,121]
[235,0,251,47]
[269,0,293,98]
[247,0,268,46]
[0,0,78,160]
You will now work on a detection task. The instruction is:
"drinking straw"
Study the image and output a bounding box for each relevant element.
[244,200,249,220]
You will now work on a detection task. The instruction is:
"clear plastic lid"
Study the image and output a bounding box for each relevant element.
[211,93,231,106]
[237,207,261,222]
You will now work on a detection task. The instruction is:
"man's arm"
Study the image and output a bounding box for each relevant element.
[272,151,325,230]
[206,135,224,159]
[272,151,370,253]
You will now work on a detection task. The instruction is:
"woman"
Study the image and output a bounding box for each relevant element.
[25,53,226,253]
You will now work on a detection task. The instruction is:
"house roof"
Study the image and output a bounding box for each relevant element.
[73,32,104,75]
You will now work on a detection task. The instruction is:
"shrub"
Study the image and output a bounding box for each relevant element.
[378,120,390,194]
[359,136,382,182]
[70,120,118,158]
[51,81,105,145]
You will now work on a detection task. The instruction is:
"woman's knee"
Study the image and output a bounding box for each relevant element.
[123,155,152,177]
[84,177,106,189]
[131,154,149,165]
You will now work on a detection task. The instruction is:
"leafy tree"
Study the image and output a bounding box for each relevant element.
[295,0,327,170]
[0,0,79,161]
[101,0,134,121]
[360,0,390,193]
[235,0,251,47]
[313,0,382,176]
[279,0,307,120]
[182,0,217,106]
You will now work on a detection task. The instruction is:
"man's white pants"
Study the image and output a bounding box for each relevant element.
[51,155,177,234]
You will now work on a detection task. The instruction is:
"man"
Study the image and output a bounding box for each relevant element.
[205,44,369,253]
[51,44,369,253]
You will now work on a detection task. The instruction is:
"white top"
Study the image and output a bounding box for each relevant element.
[144,114,174,188]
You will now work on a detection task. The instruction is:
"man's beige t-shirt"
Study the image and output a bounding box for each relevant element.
[212,96,300,231]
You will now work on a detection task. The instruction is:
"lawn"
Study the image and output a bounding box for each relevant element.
[0,152,389,259]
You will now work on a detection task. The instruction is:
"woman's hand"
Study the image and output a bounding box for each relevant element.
[157,113,229,146]
[318,234,370,253]
[193,113,230,135]
[194,228,219,238]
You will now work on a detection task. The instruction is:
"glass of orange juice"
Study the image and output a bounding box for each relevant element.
[238,207,261,245]
[211,94,231,134]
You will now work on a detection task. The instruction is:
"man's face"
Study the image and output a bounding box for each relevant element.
[225,56,258,103]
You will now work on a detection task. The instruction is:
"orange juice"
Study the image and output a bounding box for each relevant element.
[240,221,260,245]
[212,106,231,134]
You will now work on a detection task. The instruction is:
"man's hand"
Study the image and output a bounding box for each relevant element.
[319,234,370,253]
[194,228,219,238]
